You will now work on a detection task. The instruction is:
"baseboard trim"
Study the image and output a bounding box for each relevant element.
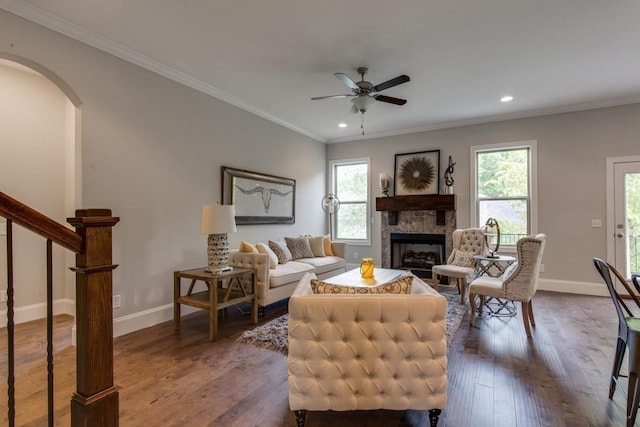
[0,298,74,328]
[113,304,199,338]
[538,278,607,297]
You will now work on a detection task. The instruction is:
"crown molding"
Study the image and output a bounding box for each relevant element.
[0,1,326,143]
[327,97,640,143]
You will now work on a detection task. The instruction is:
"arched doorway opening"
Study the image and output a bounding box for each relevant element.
[0,53,81,327]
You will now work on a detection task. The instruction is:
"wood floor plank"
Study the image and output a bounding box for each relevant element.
[1,291,632,426]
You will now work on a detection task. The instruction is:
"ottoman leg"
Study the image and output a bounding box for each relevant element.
[294,410,307,427]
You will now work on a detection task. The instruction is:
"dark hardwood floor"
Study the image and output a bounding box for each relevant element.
[0,290,631,426]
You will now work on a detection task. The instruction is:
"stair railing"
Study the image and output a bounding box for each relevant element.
[0,191,119,426]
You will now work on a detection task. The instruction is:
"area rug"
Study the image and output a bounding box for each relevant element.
[237,290,467,355]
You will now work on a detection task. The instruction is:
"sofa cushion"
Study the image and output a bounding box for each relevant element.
[295,256,346,275]
[285,236,315,259]
[269,261,315,289]
[308,235,325,257]
[310,274,413,295]
[269,238,293,264]
[256,242,278,269]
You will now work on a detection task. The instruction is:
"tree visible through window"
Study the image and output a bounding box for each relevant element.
[474,145,535,246]
[626,173,640,274]
[331,159,369,242]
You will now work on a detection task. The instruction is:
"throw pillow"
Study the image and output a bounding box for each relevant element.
[308,235,326,257]
[269,239,292,264]
[239,241,258,253]
[311,275,413,295]
[285,236,315,259]
[451,249,475,267]
[323,235,335,256]
[256,242,278,269]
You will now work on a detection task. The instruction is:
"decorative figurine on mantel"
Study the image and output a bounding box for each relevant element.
[443,155,455,195]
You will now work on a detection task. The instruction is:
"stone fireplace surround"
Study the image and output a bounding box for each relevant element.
[381,210,457,270]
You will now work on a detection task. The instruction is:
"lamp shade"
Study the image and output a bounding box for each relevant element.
[200,204,237,235]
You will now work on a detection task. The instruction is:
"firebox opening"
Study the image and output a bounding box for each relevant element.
[390,233,446,279]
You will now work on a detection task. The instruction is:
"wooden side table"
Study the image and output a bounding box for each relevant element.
[174,267,257,341]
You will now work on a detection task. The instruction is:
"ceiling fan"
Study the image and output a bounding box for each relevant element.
[311,67,410,115]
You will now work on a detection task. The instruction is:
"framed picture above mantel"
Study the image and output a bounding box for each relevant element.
[394,150,440,196]
[222,166,295,224]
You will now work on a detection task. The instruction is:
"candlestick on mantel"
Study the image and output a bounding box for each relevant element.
[379,173,390,197]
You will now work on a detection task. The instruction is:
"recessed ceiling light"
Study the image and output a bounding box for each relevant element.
[338,123,347,128]
[500,95,514,103]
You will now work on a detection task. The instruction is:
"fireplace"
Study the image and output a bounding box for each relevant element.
[380,208,456,276]
[390,233,446,278]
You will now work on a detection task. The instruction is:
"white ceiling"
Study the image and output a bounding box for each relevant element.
[3,0,640,143]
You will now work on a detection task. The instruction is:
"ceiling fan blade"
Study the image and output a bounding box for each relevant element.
[375,95,407,105]
[311,94,353,100]
[373,75,410,92]
[335,72,359,90]
[349,104,359,114]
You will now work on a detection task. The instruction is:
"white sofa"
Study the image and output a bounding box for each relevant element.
[288,273,447,426]
[228,242,346,308]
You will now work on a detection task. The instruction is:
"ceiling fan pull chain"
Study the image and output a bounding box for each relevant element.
[361,113,365,135]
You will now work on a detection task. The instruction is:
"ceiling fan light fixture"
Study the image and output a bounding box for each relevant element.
[351,95,374,112]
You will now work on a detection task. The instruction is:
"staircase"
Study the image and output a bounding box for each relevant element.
[0,191,119,426]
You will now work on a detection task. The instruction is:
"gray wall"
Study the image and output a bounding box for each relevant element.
[327,103,640,290]
[1,11,326,334]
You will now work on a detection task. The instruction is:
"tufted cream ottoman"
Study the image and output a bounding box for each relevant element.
[287,272,447,426]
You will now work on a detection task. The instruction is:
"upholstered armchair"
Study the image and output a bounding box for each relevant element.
[288,273,447,427]
[432,228,486,304]
[468,234,546,338]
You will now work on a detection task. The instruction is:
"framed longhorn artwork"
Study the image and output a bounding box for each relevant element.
[222,166,295,224]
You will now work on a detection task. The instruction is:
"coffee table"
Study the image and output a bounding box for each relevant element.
[323,267,405,287]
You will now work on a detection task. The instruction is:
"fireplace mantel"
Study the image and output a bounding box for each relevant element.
[376,195,456,225]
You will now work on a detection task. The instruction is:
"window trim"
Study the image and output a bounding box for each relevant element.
[470,140,538,251]
[328,157,371,246]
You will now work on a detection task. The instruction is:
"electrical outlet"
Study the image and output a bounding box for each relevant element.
[540,264,545,273]
[353,252,359,259]
[112,294,121,309]
[0,290,7,302]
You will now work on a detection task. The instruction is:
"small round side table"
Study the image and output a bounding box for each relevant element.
[472,254,517,317]
[473,254,516,278]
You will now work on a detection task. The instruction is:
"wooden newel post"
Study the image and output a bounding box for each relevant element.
[68,209,120,426]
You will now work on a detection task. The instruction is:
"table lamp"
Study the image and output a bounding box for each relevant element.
[201,204,237,273]
[483,217,501,258]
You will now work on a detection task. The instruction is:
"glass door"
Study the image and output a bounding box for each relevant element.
[613,161,640,278]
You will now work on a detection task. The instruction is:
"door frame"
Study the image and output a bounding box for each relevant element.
[606,155,640,271]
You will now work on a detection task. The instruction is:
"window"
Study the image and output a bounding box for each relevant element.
[471,141,537,247]
[329,158,370,244]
